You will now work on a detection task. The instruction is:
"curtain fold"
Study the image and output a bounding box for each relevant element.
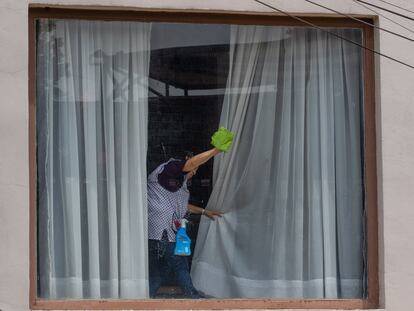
[191,25,365,299]
[36,19,151,299]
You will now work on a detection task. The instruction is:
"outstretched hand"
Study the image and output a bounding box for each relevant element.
[211,127,234,153]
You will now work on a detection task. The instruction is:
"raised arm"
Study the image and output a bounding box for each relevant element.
[182,148,221,172]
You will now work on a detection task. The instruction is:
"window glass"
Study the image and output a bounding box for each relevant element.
[36,18,365,300]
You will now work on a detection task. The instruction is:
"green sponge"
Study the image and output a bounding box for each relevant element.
[211,127,234,152]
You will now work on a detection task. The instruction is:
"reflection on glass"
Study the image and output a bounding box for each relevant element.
[36,18,365,300]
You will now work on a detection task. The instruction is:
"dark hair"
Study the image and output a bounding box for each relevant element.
[183,150,194,160]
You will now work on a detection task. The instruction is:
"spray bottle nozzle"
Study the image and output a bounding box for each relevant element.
[180,218,189,228]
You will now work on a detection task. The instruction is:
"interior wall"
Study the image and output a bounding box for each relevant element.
[147,97,223,204]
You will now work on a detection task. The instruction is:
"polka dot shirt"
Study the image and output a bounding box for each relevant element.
[147,159,190,242]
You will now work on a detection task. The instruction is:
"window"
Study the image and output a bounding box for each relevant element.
[30,8,378,309]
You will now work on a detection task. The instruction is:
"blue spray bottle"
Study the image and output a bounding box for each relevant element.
[174,219,191,256]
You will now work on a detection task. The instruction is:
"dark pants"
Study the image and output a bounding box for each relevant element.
[148,239,202,298]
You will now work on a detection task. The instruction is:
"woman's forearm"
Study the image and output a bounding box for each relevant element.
[182,148,221,172]
[187,204,204,214]
[188,204,223,220]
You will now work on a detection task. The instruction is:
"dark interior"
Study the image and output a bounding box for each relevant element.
[146,30,230,296]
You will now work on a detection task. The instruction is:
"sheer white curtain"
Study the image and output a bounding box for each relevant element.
[191,26,365,299]
[37,19,151,299]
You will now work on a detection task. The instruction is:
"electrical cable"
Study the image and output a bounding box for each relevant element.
[375,0,414,15]
[254,0,414,70]
[356,0,414,21]
[304,0,414,42]
[350,0,414,34]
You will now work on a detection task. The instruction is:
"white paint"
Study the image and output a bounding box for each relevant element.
[1,0,414,310]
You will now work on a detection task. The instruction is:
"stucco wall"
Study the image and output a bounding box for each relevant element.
[1,0,413,310]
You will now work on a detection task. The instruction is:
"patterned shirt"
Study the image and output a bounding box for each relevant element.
[147,159,190,242]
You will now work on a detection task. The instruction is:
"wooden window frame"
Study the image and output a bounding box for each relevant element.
[29,6,379,310]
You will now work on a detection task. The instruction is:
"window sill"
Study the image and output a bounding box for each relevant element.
[31,298,379,310]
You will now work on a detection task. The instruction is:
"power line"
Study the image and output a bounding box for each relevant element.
[304,0,414,42]
[375,0,414,15]
[253,0,414,70]
[356,0,414,21]
[350,0,414,35]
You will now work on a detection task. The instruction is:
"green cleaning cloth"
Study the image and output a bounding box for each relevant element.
[211,127,234,153]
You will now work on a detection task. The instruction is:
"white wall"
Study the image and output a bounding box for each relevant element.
[1,0,414,310]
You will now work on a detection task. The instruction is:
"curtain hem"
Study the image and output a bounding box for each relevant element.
[192,260,362,299]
